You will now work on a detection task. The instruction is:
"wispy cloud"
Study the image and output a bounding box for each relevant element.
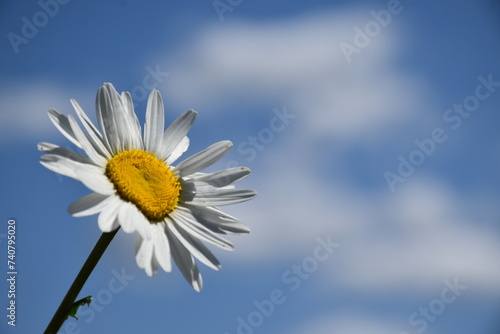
[163,9,434,142]
[292,313,417,334]
[161,9,500,296]
[0,81,93,143]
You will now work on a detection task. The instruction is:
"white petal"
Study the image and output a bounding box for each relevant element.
[40,154,95,180]
[47,109,82,148]
[186,189,257,206]
[71,99,111,159]
[118,202,152,240]
[152,223,171,272]
[184,204,251,235]
[96,83,138,153]
[74,164,114,195]
[168,222,221,270]
[170,208,234,250]
[165,224,203,291]
[38,143,93,165]
[150,254,161,276]
[37,142,58,151]
[187,167,251,191]
[135,233,143,255]
[120,91,143,150]
[175,140,232,177]
[144,89,165,154]
[138,215,153,241]
[136,237,155,276]
[158,110,197,161]
[98,196,122,232]
[68,115,107,167]
[165,136,189,164]
[117,201,137,234]
[96,83,121,152]
[68,193,113,217]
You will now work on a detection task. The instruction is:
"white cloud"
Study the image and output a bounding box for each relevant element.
[224,135,500,292]
[162,9,500,294]
[292,313,422,334]
[0,81,93,143]
[326,177,500,293]
[3,6,497,300]
[164,9,435,142]
[227,142,500,291]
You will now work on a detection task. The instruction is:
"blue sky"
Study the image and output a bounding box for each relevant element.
[1,0,500,333]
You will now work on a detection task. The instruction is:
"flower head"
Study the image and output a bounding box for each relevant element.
[39,83,256,291]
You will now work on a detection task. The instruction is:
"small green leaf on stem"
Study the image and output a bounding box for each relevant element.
[66,296,92,320]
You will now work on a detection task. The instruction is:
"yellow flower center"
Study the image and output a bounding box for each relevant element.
[105,149,181,222]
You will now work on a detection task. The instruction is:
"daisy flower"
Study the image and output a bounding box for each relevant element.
[38,83,256,291]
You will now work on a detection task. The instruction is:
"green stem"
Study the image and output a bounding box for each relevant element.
[44,228,120,334]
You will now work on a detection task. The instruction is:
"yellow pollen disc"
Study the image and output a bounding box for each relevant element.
[105,149,181,222]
